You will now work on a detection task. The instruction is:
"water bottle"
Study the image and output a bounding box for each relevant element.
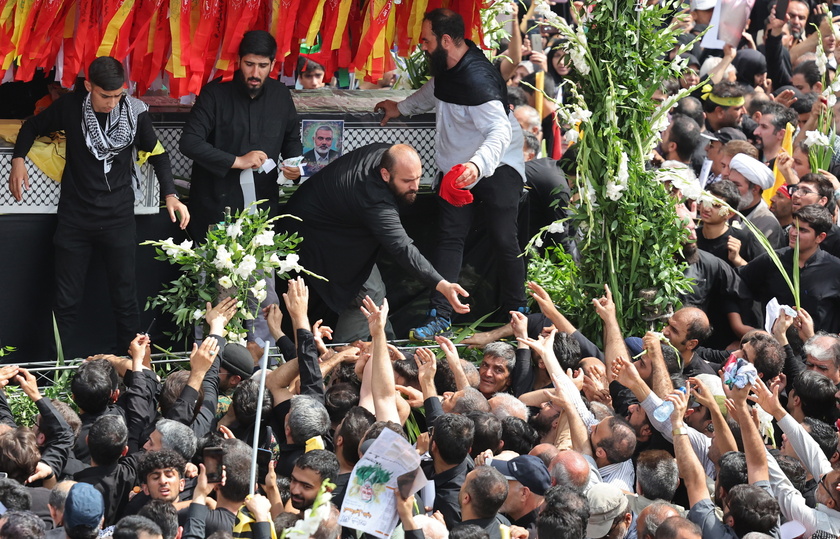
[653,387,686,422]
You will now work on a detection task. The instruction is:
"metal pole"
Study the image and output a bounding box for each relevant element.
[249,344,270,494]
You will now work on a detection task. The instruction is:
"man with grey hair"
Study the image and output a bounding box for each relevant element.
[803,332,840,385]
[636,501,680,539]
[277,395,330,478]
[478,342,516,397]
[442,387,491,415]
[513,105,541,140]
[548,450,592,493]
[489,393,528,420]
[143,419,197,461]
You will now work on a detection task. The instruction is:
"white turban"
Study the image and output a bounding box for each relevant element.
[730,153,775,190]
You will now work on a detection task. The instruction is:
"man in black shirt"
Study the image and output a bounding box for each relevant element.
[9,56,189,353]
[740,204,840,333]
[180,30,303,344]
[284,143,469,339]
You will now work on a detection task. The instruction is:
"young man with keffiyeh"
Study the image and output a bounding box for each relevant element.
[8,56,189,353]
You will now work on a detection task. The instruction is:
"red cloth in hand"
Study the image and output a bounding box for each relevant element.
[439,164,474,207]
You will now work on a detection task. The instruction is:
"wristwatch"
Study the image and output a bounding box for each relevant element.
[672,426,688,437]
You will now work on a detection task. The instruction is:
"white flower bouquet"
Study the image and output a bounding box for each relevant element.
[142,201,318,345]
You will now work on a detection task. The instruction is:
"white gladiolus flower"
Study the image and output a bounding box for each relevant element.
[570,49,591,75]
[583,180,599,208]
[564,129,580,144]
[242,311,255,320]
[828,94,838,108]
[179,239,193,251]
[234,255,258,280]
[805,130,831,148]
[251,288,267,303]
[269,253,282,267]
[218,275,233,288]
[192,309,205,321]
[254,279,266,291]
[548,221,565,234]
[606,181,626,201]
[617,152,629,185]
[534,237,544,248]
[213,245,235,271]
[253,229,275,247]
[161,237,179,258]
[227,220,243,239]
[570,107,593,124]
[816,46,828,76]
[278,253,302,274]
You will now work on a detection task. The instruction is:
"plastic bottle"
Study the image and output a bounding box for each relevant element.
[653,387,686,422]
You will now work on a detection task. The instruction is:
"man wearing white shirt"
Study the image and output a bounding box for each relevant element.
[376,8,527,340]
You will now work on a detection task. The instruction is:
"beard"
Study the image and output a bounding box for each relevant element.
[529,411,557,437]
[737,188,755,210]
[389,180,417,206]
[426,46,449,78]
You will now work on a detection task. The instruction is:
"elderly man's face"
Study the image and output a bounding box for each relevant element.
[806,337,840,384]
[478,355,512,396]
[314,129,333,152]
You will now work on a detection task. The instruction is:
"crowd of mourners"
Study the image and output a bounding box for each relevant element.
[9,0,840,538]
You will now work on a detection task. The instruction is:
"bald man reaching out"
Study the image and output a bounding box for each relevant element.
[284,143,469,340]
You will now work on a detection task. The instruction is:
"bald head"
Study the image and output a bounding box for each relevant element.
[530,444,560,468]
[638,502,680,539]
[380,144,421,204]
[549,450,590,491]
[381,144,421,173]
[666,307,711,353]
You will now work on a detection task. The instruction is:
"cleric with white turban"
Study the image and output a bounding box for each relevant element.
[729,153,775,190]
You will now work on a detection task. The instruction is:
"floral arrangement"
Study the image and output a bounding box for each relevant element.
[526,0,695,341]
[142,201,317,346]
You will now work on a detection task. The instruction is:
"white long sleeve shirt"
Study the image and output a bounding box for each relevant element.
[397,78,526,185]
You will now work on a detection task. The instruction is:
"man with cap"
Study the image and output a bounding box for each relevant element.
[727,153,784,247]
[215,342,254,419]
[63,483,104,539]
[586,483,634,539]
[701,128,747,187]
[489,454,551,533]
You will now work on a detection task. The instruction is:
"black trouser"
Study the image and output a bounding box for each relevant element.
[53,222,139,353]
[429,164,527,319]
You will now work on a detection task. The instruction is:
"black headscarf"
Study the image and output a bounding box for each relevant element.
[732,49,767,89]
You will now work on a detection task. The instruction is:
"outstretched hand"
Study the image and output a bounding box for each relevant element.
[360,296,389,336]
[591,284,616,322]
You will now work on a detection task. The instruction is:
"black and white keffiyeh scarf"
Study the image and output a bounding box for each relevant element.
[81,93,147,186]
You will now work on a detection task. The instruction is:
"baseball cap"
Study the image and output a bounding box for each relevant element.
[701,127,747,144]
[220,343,254,379]
[489,455,551,496]
[586,483,629,538]
[691,0,716,10]
[64,483,104,529]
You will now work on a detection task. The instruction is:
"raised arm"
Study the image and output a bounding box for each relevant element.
[667,388,710,508]
[591,284,630,372]
[436,336,470,391]
[361,296,400,424]
[544,374,592,456]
